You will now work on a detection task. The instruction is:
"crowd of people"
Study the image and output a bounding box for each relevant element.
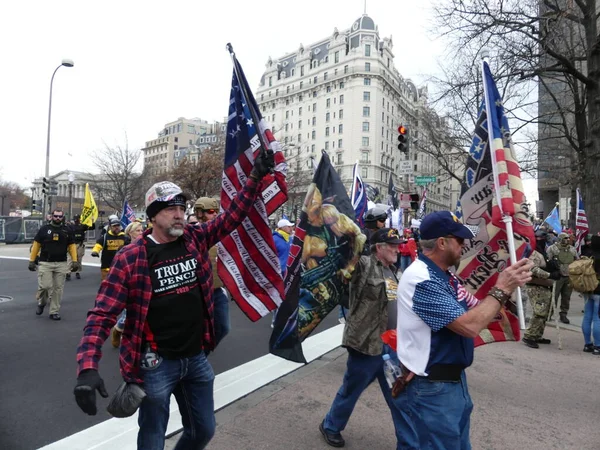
[24,157,595,449]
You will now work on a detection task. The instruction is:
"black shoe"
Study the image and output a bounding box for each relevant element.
[319,421,345,448]
[66,274,71,281]
[35,304,45,315]
[583,344,594,353]
[49,313,61,321]
[559,314,570,324]
[593,347,600,356]
[76,273,81,279]
[522,337,539,349]
[537,338,552,344]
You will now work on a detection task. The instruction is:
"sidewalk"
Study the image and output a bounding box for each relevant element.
[167,326,599,450]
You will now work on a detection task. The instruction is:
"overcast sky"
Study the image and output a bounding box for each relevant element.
[1,0,537,203]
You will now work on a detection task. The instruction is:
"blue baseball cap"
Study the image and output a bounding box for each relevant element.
[419,211,475,240]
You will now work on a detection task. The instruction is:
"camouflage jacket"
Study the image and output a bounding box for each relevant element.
[342,254,393,356]
[527,250,553,288]
[547,244,578,277]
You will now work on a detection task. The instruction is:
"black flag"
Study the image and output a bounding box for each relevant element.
[269,152,366,363]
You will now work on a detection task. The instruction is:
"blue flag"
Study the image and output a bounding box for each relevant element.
[120,200,136,228]
[544,206,562,234]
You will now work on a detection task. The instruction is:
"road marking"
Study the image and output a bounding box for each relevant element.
[39,324,344,450]
[0,255,101,267]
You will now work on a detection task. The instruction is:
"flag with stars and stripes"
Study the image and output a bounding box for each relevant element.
[417,188,427,220]
[120,200,136,229]
[455,61,535,346]
[216,53,288,322]
[575,188,589,255]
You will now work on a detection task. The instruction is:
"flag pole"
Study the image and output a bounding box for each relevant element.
[226,43,272,167]
[351,160,359,203]
[481,53,526,330]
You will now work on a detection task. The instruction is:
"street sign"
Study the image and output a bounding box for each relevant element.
[415,176,436,185]
[399,161,413,175]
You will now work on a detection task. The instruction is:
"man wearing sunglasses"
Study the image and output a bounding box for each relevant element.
[28,209,80,320]
[391,211,533,449]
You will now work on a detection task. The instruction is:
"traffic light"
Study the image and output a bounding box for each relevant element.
[410,193,420,211]
[397,125,409,153]
[49,179,58,196]
[42,177,48,195]
[32,199,37,211]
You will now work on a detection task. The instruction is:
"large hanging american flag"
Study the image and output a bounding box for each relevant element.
[455,61,535,346]
[217,47,288,322]
[575,188,589,255]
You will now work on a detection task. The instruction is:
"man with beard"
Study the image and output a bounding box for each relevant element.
[522,229,560,348]
[28,209,80,320]
[547,232,579,323]
[74,150,273,449]
[392,211,533,449]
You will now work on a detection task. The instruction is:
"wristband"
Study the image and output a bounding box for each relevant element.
[488,286,511,306]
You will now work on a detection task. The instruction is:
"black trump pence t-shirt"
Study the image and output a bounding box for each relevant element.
[145,236,205,359]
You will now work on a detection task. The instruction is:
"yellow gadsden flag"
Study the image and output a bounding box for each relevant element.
[80,183,98,227]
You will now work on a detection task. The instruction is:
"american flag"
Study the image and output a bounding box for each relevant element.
[351,162,368,227]
[417,188,427,220]
[216,49,288,322]
[455,61,535,345]
[575,188,589,255]
[120,200,136,228]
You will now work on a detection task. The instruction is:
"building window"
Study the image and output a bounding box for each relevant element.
[326,112,330,122]
[363,106,370,117]
[174,137,179,142]
[326,98,331,108]
[312,130,316,140]
[325,127,330,136]
[314,76,317,84]
[261,94,264,101]
[361,151,369,163]
[325,141,329,150]
[362,137,370,147]
[344,65,349,74]
[339,109,344,119]
[362,122,370,132]
[312,117,316,125]
[338,124,344,134]
[298,120,302,129]
[365,44,371,57]
[286,111,289,119]
[299,106,303,116]
[340,94,344,105]
[364,78,371,86]
[324,72,328,80]
[276,88,279,96]
[285,124,289,131]
[301,65,305,76]
[335,51,340,63]
[326,86,331,93]
[338,138,343,148]
[298,133,302,142]
[287,86,290,93]
[365,62,371,72]
[311,144,316,152]
[340,81,345,88]
[313,103,317,112]
[362,167,368,178]
[291,69,295,76]
[363,91,371,101]
[299,94,303,101]
[313,90,317,98]
[269,76,272,87]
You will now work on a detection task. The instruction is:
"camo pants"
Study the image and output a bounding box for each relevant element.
[523,285,552,341]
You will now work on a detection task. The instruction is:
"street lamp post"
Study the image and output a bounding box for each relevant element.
[0,194,6,216]
[68,172,75,220]
[44,59,74,216]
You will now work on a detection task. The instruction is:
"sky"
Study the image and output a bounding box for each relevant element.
[0,0,537,204]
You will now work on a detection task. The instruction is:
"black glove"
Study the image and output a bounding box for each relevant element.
[71,261,81,272]
[28,261,37,272]
[74,369,109,415]
[250,149,275,179]
[549,271,561,281]
[91,252,99,258]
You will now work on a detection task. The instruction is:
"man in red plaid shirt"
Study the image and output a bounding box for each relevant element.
[74,151,274,450]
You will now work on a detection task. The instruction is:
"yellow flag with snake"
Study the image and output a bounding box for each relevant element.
[80,183,98,227]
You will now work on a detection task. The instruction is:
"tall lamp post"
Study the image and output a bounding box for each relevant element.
[0,193,7,217]
[44,59,74,216]
[68,172,75,219]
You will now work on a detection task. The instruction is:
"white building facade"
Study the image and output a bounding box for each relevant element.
[255,14,457,215]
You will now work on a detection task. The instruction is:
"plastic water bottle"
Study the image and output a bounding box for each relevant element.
[382,354,402,389]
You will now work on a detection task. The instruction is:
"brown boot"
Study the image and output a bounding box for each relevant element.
[111,327,122,348]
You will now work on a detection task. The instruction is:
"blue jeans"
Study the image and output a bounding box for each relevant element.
[400,255,412,272]
[138,351,216,450]
[338,306,348,320]
[213,288,230,346]
[323,346,404,448]
[390,371,473,449]
[582,294,600,346]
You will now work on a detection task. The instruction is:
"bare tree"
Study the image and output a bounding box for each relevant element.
[0,181,27,215]
[432,0,600,228]
[167,143,225,200]
[90,139,144,212]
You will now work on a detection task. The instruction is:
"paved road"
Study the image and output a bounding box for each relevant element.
[0,256,339,450]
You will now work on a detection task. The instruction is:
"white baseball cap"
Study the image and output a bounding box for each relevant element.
[278,219,294,228]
